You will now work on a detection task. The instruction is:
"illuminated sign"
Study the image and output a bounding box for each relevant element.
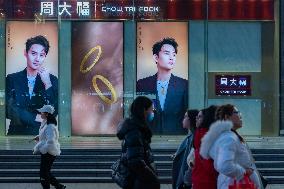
[215,75,251,96]
[40,1,90,16]
[3,0,271,20]
[101,5,159,17]
[40,1,159,17]
[101,6,159,13]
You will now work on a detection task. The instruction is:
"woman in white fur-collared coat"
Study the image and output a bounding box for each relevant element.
[33,105,66,189]
[199,104,263,189]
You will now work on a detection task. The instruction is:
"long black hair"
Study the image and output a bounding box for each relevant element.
[187,109,199,132]
[130,96,153,122]
[199,105,218,129]
[46,113,57,125]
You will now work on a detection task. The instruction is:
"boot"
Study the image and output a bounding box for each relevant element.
[40,177,50,189]
[55,184,66,189]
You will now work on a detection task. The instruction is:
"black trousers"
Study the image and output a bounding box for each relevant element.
[127,165,160,189]
[40,153,61,189]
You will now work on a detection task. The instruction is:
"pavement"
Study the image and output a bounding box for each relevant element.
[1,136,284,188]
[0,183,171,189]
[2,135,284,150]
[0,183,283,189]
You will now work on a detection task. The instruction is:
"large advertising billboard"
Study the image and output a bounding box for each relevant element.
[136,22,188,135]
[5,21,58,135]
[72,22,123,135]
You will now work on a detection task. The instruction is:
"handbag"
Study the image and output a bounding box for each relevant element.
[111,158,130,188]
[228,174,257,189]
[244,143,268,188]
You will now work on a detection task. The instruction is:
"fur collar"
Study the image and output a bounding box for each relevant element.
[200,120,233,159]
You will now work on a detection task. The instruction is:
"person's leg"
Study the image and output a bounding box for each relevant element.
[50,175,64,188]
[40,153,53,189]
[50,175,66,189]
[132,166,160,189]
[47,155,66,189]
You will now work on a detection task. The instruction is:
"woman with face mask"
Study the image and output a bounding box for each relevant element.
[32,105,66,189]
[116,96,160,189]
[200,104,263,189]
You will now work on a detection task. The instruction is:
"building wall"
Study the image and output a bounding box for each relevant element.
[0,0,280,137]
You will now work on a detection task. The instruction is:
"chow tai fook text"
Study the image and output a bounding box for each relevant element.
[40,1,159,17]
[215,75,251,96]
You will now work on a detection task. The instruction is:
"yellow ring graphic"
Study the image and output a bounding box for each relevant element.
[92,75,117,105]
[80,45,102,73]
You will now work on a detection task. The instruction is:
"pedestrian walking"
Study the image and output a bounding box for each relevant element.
[33,105,66,189]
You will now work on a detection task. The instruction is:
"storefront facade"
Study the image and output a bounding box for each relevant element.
[0,0,281,137]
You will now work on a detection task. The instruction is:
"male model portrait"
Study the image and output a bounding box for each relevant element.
[6,35,58,135]
[137,37,188,134]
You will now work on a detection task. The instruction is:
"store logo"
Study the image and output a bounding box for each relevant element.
[220,78,227,85]
[239,79,247,86]
[40,1,159,17]
[215,75,251,96]
[40,1,90,16]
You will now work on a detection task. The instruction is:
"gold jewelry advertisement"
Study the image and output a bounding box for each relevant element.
[72,22,123,135]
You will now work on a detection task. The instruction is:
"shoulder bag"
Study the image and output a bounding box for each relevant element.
[111,158,130,188]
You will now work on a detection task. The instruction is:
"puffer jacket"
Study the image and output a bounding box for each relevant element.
[117,117,160,189]
[191,127,218,189]
[200,120,262,189]
[33,122,61,156]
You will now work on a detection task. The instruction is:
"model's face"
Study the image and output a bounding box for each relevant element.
[154,44,176,71]
[196,111,203,128]
[25,44,46,71]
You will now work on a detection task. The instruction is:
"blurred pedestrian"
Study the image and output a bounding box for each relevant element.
[172,109,199,189]
[200,104,263,189]
[190,105,219,189]
[33,105,66,189]
[116,96,160,189]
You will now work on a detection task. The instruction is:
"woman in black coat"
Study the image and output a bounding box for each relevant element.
[117,96,160,189]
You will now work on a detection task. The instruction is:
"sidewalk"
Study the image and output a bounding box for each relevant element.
[0,183,169,189]
[2,135,284,150]
[1,136,284,189]
[0,183,283,189]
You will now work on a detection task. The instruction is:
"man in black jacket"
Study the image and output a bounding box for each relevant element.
[136,37,188,135]
[6,35,58,135]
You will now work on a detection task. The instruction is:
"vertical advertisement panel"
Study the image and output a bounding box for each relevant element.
[281,1,284,134]
[136,22,188,135]
[6,21,58,135]
[72,22,123,135]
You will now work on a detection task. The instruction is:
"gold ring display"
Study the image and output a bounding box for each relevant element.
[80,45,102,73]
[92,75,117,105]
